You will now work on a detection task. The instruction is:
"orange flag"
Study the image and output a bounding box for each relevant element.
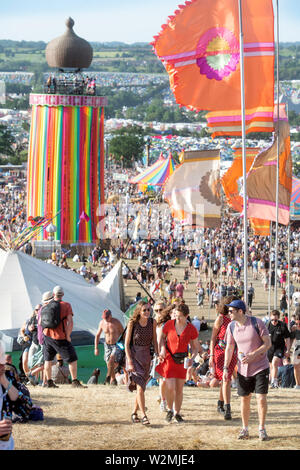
[250,218,270,236]
[222,148,260,212]
[152,0,274,113]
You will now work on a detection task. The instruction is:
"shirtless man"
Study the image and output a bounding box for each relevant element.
[94,309,124,385]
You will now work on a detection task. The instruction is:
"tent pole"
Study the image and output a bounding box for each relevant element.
[274,0,280,310]
[238,0,248,306]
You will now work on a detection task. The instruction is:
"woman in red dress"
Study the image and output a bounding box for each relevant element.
[156,303,199,424]
[209,297,238,420]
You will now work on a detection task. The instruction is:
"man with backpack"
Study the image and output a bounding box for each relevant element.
[223,300,271,441]
[42,286,86,388]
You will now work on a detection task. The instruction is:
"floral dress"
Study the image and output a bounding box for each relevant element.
[214,314,237,381]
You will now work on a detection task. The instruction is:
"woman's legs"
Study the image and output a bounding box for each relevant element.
[174,379,186,416]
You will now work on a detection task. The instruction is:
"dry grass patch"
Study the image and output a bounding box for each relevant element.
[13,384,300,450]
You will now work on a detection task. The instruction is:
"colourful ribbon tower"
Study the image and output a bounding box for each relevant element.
[27,18,107,244]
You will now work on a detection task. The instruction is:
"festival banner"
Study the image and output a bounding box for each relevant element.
[27,102,105,243]
[152,0,274,112]
[163,149,221,228]
[247,120,292,225]
[222,147,260,212]
[206,103,287,138]
[250,218,270,236]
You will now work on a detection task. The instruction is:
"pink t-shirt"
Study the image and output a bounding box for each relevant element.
[225,316,269,377]
[175,283,184,298]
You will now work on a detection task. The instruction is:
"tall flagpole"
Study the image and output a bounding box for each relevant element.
[238,0,248,306]
[268,221,272,315]
[274,0,280,309]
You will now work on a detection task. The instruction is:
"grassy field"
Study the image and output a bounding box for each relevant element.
[10,255,300,451]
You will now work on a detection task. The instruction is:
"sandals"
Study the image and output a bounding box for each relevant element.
[131,413,140,423]
[141,415,150,426]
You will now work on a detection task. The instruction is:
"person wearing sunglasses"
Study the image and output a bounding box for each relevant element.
[223,299,271,441]
[290,310,300,389]
[125,301,158,426]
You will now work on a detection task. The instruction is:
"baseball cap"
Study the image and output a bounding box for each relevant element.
[0,341,6,365]
[226,299,246,312]
[102,309,112,319]
[53,285,64,296]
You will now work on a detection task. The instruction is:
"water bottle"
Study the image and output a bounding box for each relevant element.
[184,357,190,369]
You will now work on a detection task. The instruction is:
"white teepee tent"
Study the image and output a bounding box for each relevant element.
[0,250,125,349]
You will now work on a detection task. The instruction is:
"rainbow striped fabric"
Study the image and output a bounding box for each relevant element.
[130,153,175,191]
[27,95,105,244]
[206,104,287,138]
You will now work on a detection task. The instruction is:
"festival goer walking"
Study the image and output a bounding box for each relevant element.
[223,300,271,441]
[209,297,238,420]
[156,303,199,424]
[94,309,124,385]
[267,310,291,388]
[43,286,86,388]
[125,301,158,426]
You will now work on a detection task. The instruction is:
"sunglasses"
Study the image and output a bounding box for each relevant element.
[228,308,237,313]
[154,308,163,312]
[141,308,150,312]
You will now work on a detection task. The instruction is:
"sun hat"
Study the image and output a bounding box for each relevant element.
[226,299,246,312]
[42,291,53,302]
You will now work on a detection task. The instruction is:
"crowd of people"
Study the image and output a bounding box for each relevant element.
[1,171,300,450]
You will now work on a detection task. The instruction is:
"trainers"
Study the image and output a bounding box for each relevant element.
[111,379,118,386]
[165,410,174,423]
[259,428,269,441]
[72,379,87,388]
[160,400,167,412]
[294,385,300,389]
[174,413,184,424]
[46,379,59,388]
[270,382,278,389]
[238,428,249,440]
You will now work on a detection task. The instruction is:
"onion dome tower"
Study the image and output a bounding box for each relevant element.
[45,17,93,71]
[27,19,107,245]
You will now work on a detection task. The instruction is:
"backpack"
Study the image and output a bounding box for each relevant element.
[41,300,61,329]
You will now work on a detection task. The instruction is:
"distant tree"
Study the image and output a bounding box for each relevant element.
[109,125,145,167]
[0,124,15,156]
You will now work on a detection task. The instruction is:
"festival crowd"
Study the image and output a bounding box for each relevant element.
[1,172,300,450]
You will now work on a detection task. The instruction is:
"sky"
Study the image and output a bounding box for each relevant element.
[0,0,299,44]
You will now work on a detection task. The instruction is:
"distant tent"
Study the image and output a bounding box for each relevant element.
[129,152,175,191]
[0,250,125,351]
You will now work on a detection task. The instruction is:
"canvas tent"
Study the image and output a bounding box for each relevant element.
[0,249,125,351]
